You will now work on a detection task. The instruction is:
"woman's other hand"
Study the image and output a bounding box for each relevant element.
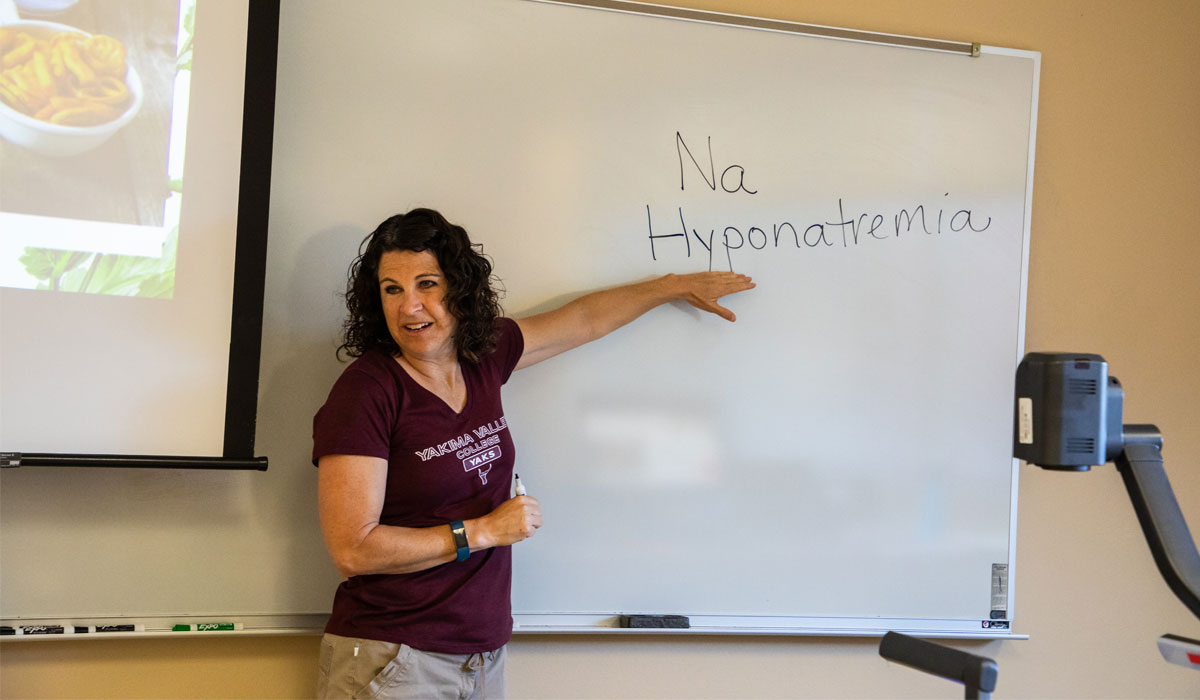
[468,495,543,550]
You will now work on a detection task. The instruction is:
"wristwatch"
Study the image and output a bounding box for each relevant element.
[449,520,469,562]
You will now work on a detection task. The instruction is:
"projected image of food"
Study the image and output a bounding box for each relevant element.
[0,27,134,128]
[0,0,192,297]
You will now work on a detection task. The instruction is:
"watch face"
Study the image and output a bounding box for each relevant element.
[451,522,466,539]
[451,521,469,561]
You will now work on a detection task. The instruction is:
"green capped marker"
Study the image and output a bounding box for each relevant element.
[172,622,243,631]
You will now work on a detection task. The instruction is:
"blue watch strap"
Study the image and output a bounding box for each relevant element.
[450,520,469,562]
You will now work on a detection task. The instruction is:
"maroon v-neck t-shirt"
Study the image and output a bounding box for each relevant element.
[312,318,524,653]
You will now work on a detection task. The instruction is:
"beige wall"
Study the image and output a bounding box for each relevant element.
[4,0,1198,697]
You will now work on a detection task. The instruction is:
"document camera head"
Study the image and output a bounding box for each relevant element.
[1013,352,1126,470]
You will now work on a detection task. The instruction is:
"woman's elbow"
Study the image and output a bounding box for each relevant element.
[326,538,375,578]
[324,545,353,578]
[331,554,360,579]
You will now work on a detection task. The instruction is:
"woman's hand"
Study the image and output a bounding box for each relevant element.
[669,271,756,322]
[319,455,543,576]
[468,495,543,550]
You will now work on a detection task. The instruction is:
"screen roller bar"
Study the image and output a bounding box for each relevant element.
[2,453,268,470]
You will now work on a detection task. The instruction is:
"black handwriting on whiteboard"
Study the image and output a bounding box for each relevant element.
[676,132,758,196]
[646,197,993,272]
[657,134,992,271]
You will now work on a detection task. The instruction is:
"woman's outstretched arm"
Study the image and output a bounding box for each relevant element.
[513,271,755,371]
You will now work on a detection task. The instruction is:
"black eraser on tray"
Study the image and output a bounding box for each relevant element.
[619,615,690,628]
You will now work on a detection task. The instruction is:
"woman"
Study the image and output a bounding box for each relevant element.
[313,208,754,699]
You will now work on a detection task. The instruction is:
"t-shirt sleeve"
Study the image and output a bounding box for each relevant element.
[494,317,525,384]
[312,360,397,466]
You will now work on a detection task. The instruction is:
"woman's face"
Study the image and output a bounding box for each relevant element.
[377,249,458,363]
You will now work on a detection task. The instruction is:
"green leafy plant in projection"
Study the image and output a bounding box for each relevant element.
[18,224,179,297]
[177,2,194,71]
[17,3,194,298]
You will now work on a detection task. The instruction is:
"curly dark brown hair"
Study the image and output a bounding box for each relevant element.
[338,208,502,363]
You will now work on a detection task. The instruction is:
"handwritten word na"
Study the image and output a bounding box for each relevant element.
[676,132,757,196]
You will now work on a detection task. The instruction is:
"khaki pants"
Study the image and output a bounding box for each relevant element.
[317,633,506,700]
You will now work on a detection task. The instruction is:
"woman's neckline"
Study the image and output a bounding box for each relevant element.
[391,353,470,415]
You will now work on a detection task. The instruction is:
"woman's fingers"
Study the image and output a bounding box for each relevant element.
[679,271,755,321]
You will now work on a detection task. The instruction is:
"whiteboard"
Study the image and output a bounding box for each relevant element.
[268,0,1037,635]
[0,0,1038,638]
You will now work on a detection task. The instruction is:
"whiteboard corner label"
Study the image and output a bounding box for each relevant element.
[990,562,1009,618]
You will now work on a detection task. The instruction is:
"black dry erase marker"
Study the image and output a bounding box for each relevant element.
[19,625,67,635]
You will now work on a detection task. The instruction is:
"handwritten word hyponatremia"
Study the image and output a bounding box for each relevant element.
[645,197,993,271]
